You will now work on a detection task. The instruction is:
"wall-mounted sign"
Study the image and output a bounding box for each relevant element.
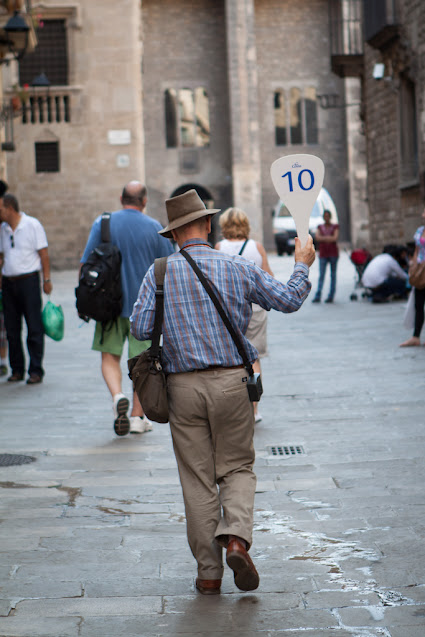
[116,154,130,168]
[108,130,131,145]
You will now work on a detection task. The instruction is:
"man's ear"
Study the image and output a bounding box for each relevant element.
[206,216,212,234]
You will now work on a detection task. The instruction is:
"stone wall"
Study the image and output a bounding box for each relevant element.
[4,0,357,266]
[255,0,350,245]
[363,0,425,253]
[141,0,232,235]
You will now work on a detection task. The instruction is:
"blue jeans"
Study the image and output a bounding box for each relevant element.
[315,256,338,300]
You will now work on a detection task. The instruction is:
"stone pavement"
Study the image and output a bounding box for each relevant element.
[0,251,424,637]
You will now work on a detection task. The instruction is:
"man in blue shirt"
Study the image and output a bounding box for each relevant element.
[81,181,173,436]
[131,190,315,595]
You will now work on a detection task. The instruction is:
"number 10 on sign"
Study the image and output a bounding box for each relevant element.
[270,154,325,247]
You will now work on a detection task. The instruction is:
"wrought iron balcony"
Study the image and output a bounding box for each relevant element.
[329,0,364,77]
[363,0,399,49]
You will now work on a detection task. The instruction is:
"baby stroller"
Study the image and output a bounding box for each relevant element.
[349,248,372,301]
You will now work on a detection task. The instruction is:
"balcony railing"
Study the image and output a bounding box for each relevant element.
[363,0,399,49]
[21,92,70,124]
[329,0,364,77]
[5,87,73,124]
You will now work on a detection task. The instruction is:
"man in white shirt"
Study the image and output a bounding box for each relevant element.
[361,249,408,303]
[0,194,52,384]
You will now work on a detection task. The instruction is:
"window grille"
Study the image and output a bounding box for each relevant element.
[329,0,363,56]
[399,77,418,184]
[19,20,68,86]
[35,142,60,173]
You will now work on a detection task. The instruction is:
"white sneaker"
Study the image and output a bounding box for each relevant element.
[254,411,262,424]
[129,415,153,434]
[113,393,130,436]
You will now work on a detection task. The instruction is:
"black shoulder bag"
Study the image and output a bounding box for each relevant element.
[128,257,169,423]
[180,248,263,402]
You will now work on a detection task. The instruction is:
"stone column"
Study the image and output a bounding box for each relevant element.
[345,78,369,248]
[225,0,263,240]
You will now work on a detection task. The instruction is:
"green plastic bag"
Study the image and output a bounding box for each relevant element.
[42,300,64,342]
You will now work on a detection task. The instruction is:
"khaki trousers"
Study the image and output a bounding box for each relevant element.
[167,367,256,580]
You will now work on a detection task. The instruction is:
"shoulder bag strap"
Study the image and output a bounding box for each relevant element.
[100,212,111,243]
[238,239,249,256]
[179,248,254,376]
[149,256,168,359]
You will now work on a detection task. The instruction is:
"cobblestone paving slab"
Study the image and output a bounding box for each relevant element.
[0,616,80,637]
[0,257,424,636]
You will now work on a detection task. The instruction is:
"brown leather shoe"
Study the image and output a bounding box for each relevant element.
[226,538,259,591]
[7,372,24,382]
[195,578,221,595]
[26,374,42,385]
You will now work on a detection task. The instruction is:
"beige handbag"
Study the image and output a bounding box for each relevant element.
[408,260,425,290]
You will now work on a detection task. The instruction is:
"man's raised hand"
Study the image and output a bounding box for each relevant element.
[294,235,315,268]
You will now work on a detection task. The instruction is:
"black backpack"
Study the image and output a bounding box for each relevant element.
[75,213,123,338]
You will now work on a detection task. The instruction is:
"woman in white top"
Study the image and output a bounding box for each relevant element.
[215,207,273,423]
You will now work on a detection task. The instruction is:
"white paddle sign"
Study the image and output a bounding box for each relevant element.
[270,154,325,247]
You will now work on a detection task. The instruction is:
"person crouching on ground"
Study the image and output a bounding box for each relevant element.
[361,245,408,303]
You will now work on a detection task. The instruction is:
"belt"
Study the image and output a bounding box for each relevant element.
[197,364,245,372]
[3,271,39,281]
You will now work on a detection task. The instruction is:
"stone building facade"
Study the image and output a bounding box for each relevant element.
[3,0,144,268]
[3,0,360,268]
[361,0,425,252]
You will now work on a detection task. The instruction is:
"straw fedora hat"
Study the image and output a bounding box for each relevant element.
[159,189,220,239]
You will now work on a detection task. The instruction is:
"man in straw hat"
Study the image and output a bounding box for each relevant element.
[131,189,315,595]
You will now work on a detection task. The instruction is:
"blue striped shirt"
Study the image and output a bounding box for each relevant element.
[130,239,311,373]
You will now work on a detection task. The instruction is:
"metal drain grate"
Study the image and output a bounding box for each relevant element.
[267,445,305,457]
[0,454,36,467]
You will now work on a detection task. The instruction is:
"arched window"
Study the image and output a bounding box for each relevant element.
[305,87,318,144]
[274,86,318,146]
[274,89,287,145]
[164,89,178,148]
[179,88,195,147]
[290,88,302,145]
[194,87,210,147]
[165,87,210,148]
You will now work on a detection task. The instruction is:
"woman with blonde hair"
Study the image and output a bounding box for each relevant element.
[215,207,273,422]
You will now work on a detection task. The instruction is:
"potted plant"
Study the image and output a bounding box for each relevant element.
[10,83,29,111]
